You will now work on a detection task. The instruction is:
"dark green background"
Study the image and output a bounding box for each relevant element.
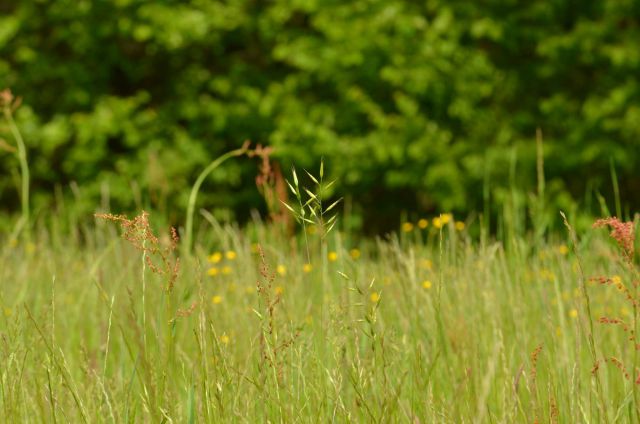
[1,0,639,231]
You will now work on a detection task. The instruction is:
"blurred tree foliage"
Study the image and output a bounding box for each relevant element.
[1,0,639,230]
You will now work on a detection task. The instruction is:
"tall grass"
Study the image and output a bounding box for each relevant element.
[0,210,638,422]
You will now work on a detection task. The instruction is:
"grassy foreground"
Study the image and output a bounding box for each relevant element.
[0,214,638,422]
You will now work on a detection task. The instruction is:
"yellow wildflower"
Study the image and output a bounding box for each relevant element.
[221,265,232,275]
[274,286,284,295]
[419,259,433,270]
[612,275,622,285]
[422,280,432,289]
[440,213,452,224]
[225,251,237,260]
[208,252,222,263]
[432,217,442,229]
[455,221,465,231]
[207,267,219,277]
[349,248,361,260]
[540,269,555,282]
[558,244,569,255]
[569,309,578,318]
[220,334,230,345]
[212,295,223,305]
[303,263,313,273]
[328,251,338,262]
[418,219,428,229]
[370,292,380,303]
[401,222,414,233]
[276,264,287,276]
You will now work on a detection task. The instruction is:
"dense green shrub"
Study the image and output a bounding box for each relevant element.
[1,0,639,231]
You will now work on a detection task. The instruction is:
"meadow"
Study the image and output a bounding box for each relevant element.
[1,206,639,423]
[2,2,640,421]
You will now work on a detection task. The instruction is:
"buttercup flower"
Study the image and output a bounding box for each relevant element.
[401,222,414,233]
[208,252,222,263]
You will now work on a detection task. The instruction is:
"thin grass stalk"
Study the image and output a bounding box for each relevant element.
[45,365,57,424]
[24,306,89,424]
[609,159,622,220]
[103,296,114,379]
[141,239,148,360]
[51,276,55,348]
[3,103,30,242]
[560,211,609,423]
[628,214,640,420]
[534,128,546,244]
[184,143,249,253]
[435,225,448,359]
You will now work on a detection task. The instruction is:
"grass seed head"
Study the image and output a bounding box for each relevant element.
[593,217,635,263]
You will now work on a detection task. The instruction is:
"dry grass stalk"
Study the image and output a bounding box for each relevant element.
[253,144,291,231]
[255,245,299,384]
[95,211,180,292]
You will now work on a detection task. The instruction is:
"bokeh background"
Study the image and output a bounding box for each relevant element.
[1,1,639,232]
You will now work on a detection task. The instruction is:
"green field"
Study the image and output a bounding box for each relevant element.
[1,210,638,422]
[2,2,640,421]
